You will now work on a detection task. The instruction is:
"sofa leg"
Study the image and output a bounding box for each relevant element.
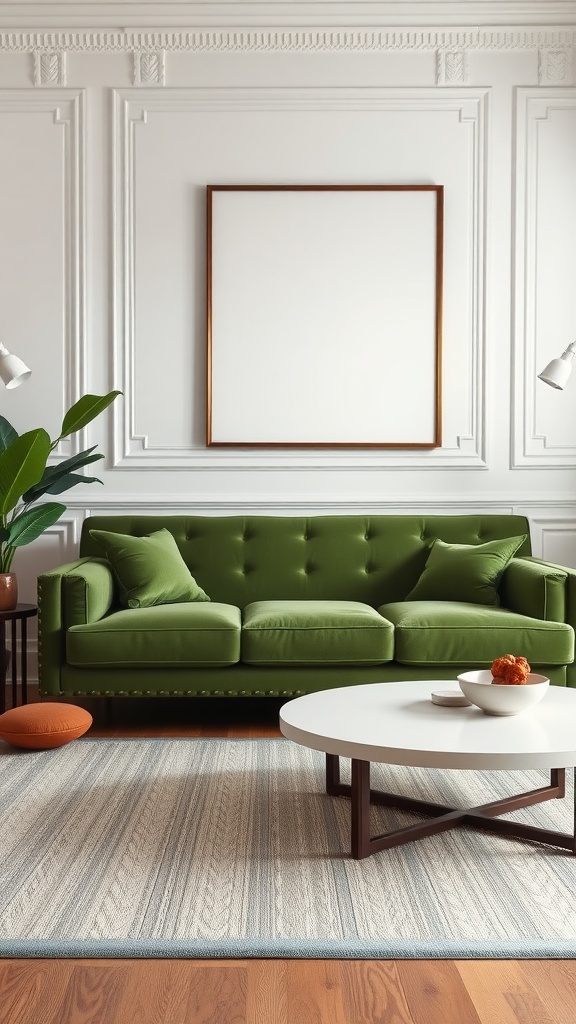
[104,696,115,729]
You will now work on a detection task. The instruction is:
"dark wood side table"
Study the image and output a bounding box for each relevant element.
[0,603,38,715]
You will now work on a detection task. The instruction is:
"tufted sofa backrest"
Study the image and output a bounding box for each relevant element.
[80,515,532,609]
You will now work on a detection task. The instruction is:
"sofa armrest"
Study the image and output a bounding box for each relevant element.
[527,556,576,688]
[500,557,568,622]
[37,557,116,695]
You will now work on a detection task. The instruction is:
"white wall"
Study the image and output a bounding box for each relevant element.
[0,2,576,631]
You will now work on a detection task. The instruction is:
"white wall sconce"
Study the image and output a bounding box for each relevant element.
[538,342,576,390]
[0,342,32,390]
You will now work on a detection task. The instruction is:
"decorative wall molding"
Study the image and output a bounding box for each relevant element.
[5,27,575,91]
[25,497,576,531]
[437,49,468,86]
[133,50,165,86]
[43,515,82,557]
[112,87,488,471]
[1,28,576,55]
[538,48,574,84]
[527,516,576,565]
[33,49,66,86]
[0,90,86,461]
[74,494,576,513]
[512,88,576,468]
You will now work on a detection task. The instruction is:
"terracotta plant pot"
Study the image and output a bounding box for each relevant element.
[0,573,18,612]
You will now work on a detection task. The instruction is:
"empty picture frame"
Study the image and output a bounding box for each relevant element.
[207,184,443,448]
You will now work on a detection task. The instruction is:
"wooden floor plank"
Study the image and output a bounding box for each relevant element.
[182,962,247,1024]
[112,959,194,1024]
[338,960,415,1024]
[245,960,288,1024]
[517,961,576,1024]
[35,963,129,1024]
[0,961,71,1024]
[396,959,483,1024]
[457,959,563,1024]
[285,959,349,1024]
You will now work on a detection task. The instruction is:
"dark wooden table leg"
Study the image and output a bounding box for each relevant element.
[11,618,17,708]
[572,767,576,855]
[551,767,566,798]
[20,615,28,705]
[0,620,6,715]
[351,759,372,859]
[325,753,341,795]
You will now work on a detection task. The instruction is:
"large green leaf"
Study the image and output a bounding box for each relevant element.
[7,502,66,548]
[22,448,104,503]
[0,429,51,515]
[44,472,103,495]
[49,445,101,476]
[58,391,122,441]
[0,415,18,454]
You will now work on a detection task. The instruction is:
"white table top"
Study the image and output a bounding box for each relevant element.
[279,680,576,770]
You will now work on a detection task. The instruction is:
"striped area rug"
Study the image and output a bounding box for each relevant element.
[1,737,575,958]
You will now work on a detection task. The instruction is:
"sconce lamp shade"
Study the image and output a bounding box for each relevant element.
[538,341,576,390]
[0,342,32,390]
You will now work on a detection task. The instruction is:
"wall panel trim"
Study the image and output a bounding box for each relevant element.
[112,86,488,471]
[512,88,576,468]
[0,89,87,460]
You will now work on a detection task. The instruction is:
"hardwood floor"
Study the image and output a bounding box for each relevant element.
[2,957,576,1024]
[1,954,573,1019]
[2,691,575,1024]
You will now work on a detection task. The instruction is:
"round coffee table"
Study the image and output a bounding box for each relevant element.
[279,680,576,860]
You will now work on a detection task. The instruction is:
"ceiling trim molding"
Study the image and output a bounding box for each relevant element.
[1,28,576,53]
[1,2,575,29]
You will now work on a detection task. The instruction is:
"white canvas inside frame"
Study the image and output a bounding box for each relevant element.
[207,186,442,447]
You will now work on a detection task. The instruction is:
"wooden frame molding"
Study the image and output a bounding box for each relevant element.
[206,183,443,449]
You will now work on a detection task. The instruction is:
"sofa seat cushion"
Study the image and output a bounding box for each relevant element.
[66,603,241,668]
[378,601,574,666]
[241,601,394,666]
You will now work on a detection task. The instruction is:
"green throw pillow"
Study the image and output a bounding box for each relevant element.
[89,528,210,608]
[405,535,527,606]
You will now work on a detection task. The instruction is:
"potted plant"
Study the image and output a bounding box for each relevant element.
[0,390,121,610]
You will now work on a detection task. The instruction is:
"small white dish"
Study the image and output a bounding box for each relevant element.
[431,690,472,707]
[457,670,549,716]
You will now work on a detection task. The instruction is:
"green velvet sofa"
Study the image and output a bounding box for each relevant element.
[37,514,576,700]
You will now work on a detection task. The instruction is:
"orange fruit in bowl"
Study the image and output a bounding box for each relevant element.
[491,654,531,685]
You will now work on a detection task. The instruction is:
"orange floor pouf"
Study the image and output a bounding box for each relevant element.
[0,703,92,749]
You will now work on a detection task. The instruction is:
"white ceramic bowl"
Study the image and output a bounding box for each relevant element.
[457,670,550,716]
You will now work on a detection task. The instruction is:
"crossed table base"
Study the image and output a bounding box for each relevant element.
[325,755,576,860]
[279,680,576,862]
